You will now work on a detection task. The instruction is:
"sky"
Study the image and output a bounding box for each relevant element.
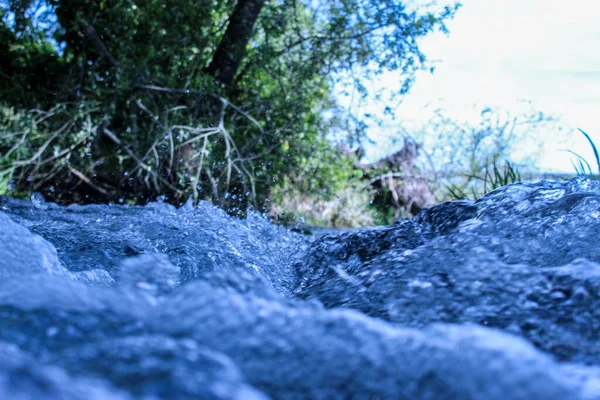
[345,0,600,173]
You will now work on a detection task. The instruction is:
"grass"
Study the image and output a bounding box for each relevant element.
[569,129,600,177]
[445,159,522,201]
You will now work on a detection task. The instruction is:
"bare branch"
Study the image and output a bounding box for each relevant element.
[220,97,264,135]
[69,166,110,196]
[102,128,184,196]
[192,136,209,206]
[13,121,72,166]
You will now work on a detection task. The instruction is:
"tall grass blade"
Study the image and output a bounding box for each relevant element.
[578,129,600,175]
[566,148,593,176]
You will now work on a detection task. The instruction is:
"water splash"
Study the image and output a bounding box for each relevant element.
[1,178,600,399]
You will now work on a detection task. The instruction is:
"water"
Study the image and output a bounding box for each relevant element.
[1,177,600,399]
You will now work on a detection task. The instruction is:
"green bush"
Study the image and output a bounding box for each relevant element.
[0,0,457,214]
[0,104,100,200]
[269,184,375,228]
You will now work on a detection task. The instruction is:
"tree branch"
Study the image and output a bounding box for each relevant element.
[80,17,119,67]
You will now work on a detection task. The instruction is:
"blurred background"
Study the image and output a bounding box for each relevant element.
[1,0,598,227]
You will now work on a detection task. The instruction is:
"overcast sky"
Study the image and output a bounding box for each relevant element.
[350,0,600,173]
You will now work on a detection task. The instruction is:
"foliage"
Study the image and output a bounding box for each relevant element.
[0,0,458,214]
[269,184,375,228]
[410,106,550,202]
[417,106,548,177]
[0,104,101,200]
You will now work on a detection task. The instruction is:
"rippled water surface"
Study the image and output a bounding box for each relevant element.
[2,177,600,399]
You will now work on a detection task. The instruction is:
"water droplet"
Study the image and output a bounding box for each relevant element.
[31,192,47,210]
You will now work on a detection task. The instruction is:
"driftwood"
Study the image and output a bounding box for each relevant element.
[343,137,436,216]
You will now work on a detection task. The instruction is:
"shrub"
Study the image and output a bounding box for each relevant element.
[269,184,375,228]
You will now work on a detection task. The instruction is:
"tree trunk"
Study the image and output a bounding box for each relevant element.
[205,0,266,87]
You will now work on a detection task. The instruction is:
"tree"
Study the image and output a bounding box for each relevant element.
[0,0,460,212]
[206,0,267,87]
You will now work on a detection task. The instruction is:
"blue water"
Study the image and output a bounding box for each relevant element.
[1,177,600,399]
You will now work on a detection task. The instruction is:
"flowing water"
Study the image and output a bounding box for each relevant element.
[1,177,600,399]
